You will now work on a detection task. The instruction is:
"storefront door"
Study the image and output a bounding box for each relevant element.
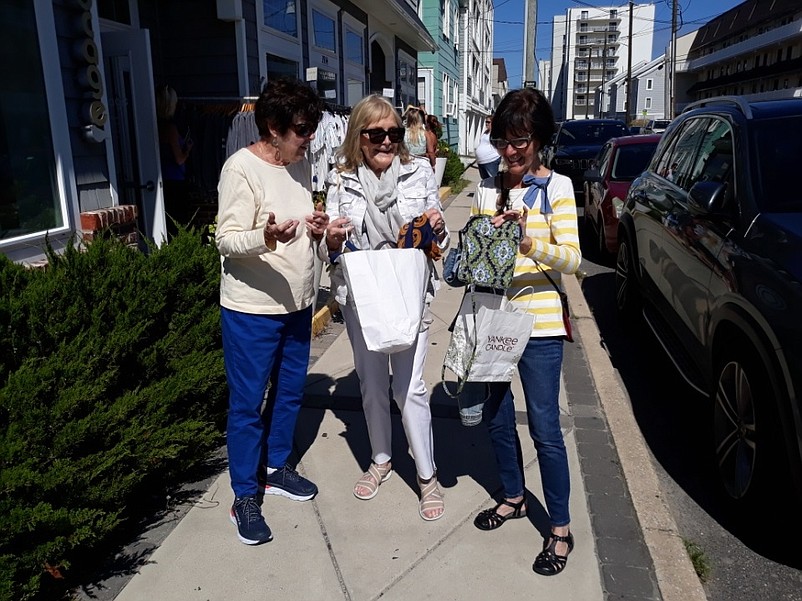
[101,28,166,245]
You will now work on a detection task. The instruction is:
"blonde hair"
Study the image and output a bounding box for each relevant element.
[404,107,426,146]
[336,95,410,171]
[156,85,178,120]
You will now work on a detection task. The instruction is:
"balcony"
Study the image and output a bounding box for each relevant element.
[682,19,802,72]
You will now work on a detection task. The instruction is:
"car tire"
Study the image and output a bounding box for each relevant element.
[712,342,783,506]
[614,234,640,320]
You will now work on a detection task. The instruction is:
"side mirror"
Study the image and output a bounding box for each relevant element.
[584,169,602,182]
[688,181,727,215]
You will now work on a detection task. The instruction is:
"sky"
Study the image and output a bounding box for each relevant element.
[493,0,747,88]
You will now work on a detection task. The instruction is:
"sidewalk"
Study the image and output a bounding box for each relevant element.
[97,165,704,601]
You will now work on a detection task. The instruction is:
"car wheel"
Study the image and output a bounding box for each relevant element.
[712,344,781,505]
[614,235,640,319]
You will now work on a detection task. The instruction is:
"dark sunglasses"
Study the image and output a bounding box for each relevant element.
[289,122,317,137]
[361,127,405,144]
[491,135,534,150]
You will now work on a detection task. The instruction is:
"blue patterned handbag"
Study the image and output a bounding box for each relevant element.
[454,215,521,290]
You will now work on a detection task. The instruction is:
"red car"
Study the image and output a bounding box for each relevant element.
[583,134,661,255]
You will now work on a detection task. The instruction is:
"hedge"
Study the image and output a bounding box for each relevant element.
[0,230,227,601]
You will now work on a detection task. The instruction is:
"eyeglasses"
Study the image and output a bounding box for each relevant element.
[289,122,317,137]
[490,135,534,150]
[361,127,405,144]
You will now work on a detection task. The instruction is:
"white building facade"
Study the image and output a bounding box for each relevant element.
[458,0,495,156]
[549,3,656,121]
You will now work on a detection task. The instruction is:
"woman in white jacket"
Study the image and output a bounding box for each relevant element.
[322,94,450,520]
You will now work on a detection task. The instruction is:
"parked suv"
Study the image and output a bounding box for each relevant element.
[615,97,802,506]
[544,119,628,206]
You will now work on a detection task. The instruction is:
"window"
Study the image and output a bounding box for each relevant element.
[1,1,67,242]
[655,118,710,191]
[580,23,588,32]
[97,0,131,24]
[263,0,298,37]
[646,78,653,90]
[266,53,298,80]
[311,9,335,52]
[610,9,618,18]
[443,0,451,39]
[579,35,587,44]
[581,10,588,19]
[345,29,363,64]
[688,119,733,193]
[645,97,652,109]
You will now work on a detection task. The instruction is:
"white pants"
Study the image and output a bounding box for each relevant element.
[341,304,436,480]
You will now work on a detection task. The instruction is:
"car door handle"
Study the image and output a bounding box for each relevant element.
[137,180,155,193]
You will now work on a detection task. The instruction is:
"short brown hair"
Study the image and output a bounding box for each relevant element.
[255,77,323,138]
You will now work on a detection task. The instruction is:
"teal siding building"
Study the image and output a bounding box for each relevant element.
[418,0,461,150]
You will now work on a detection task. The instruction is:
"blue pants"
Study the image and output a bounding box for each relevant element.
[478,158,501,180]
[482,336,570,527]
[221,306,313,498]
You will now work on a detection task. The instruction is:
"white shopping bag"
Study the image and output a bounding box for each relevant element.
[340,248,428,353]
[442,288,534,396]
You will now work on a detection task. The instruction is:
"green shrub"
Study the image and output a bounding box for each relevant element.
[0,230,227,601]
[441,147,465,187]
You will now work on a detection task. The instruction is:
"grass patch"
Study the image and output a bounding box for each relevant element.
[449,178,470,195]
[684,539,712,583]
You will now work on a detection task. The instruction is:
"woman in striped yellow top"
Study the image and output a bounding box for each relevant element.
[470,88,581,577]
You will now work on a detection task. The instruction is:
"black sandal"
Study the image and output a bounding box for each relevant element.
[532,531,574,576]
[473,498,527,531]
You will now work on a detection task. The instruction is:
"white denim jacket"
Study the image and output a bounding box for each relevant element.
[321,157,451,306]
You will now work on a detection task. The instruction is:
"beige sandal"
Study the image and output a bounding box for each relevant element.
[353,462,392,500]
[418,475,445,521]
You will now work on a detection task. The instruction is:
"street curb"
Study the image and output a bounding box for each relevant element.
[564,274,708,601]
[311,296,339,338]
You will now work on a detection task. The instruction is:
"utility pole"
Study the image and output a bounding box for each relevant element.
[625,1,633,126]
[600,32,608,118]
[669,0,678,118]
[523,0,538,87]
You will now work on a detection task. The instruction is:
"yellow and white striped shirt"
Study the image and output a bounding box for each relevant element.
[470,172,581,337]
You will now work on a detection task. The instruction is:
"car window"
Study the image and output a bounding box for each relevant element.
[596,143,613,174]
[611,143,659,181]
[688,119,733,194]
[753,115,802,212]
[558,122,628,144]
[654,118,710,191]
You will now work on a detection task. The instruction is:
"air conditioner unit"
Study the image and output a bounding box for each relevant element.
[445,102,455,116]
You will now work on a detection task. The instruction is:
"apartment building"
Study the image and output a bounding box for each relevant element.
[549,3,655,121]
[670,0,802,115]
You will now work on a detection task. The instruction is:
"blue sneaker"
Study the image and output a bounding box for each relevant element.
[264,465,318,501]
[230,496,272,545]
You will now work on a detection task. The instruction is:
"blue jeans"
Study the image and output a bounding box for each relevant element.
[478,158,501,180]
[222,306,313,498]
[482,336,570,527]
